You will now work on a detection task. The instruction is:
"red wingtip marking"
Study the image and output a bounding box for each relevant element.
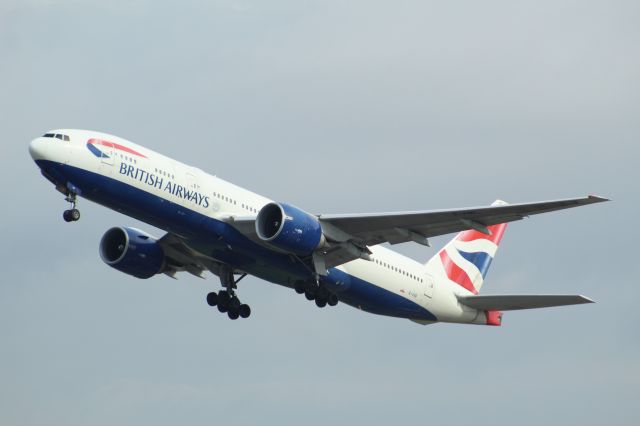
[439,250,477,294]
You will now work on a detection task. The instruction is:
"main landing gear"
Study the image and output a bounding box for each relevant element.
[206,266,251,320]
[294,278,339,309]
[62,192,80,223]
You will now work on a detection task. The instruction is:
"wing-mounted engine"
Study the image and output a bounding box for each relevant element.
[99,227,166,279]
[255,202,326,255]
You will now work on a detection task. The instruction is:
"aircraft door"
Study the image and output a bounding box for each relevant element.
[98,143,115,175]
[423,273,434,298]
[101,144,114,165]
[185,168,204,196]
[186,171,198,191]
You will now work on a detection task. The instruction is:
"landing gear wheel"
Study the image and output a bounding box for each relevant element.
[316,286,329,300]
[206,292,218,307]
[229,296,241,310]
[239,304,251,318]
[304,286,317,300]
[328,293,339,306]
[228,308,240,320]
[70,209,80,221]
[294,281,306,294]
[315,298,327,308]
[217,290,230,313]
[63,210,73,222]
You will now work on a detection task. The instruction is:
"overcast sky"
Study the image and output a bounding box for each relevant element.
[1,1,638,425]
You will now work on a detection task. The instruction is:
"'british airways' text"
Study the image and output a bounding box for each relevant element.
[119,163,210,208]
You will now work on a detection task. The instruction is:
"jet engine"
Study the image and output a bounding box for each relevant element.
[99,227,166,279]
[255,202,326,255]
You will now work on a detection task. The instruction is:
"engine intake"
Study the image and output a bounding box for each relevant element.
[256,202,325,255]
[99,227,166,279]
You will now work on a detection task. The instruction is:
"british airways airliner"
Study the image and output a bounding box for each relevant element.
[29,129,607,325]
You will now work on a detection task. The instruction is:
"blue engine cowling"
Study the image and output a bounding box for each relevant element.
[255,202,325,255]
[99,227,166,279]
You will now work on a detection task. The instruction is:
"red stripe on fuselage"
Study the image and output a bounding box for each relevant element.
[439,250,478,294]
[87,138,147,158]
[456,223,507,245]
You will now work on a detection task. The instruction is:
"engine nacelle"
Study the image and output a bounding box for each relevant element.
[99,227,166,279]
[256,202,325,255]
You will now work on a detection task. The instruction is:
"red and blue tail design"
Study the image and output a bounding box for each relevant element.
[426,200,508,295]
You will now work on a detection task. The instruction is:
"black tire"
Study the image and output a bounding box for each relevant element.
[218,290,232,312]
[229,296,241,310]
[294,281,306,294]
[206,292,218,307]
[70,209,81,221]
[316,286,329,299]
[63,210,72,222]
[315,298,327,308]
[239,304,251,318]
[304,287,316,300]
[228,308,240,320]
[328,294,339,306]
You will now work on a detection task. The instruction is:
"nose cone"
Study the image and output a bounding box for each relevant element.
[29,137,48,161]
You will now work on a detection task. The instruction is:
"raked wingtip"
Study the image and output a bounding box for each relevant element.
[587,195,610,203]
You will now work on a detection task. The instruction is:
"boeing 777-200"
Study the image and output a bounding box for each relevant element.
[29,130,607,325]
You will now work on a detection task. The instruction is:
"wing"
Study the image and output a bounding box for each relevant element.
[457,294,594,311]
[319,195,607,246]
[316,195,608,268]
[225,195,608,270]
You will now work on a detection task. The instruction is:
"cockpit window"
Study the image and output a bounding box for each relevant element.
[42,133,70,141]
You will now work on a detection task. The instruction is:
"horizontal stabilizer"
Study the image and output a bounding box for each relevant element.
[457,294,594,311]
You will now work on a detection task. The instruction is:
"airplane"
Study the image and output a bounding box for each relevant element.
[28,129,608,325]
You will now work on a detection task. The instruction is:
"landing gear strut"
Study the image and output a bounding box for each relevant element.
[62,192,80,222]
[206,266,251,320]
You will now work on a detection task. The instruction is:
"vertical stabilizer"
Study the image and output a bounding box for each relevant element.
[425,200,508,294]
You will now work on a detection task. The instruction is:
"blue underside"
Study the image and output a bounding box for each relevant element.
[36,159,436,321]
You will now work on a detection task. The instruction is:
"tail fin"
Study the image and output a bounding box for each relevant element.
[425,200,508,294]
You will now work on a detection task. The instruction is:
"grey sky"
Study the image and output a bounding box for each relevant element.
[1,1,638,425]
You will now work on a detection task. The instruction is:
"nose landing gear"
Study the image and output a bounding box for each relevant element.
[62,192,80,222]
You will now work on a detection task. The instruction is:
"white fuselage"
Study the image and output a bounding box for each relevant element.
[29,129,492,325]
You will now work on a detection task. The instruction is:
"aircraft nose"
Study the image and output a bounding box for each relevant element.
[29,137,47,161]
